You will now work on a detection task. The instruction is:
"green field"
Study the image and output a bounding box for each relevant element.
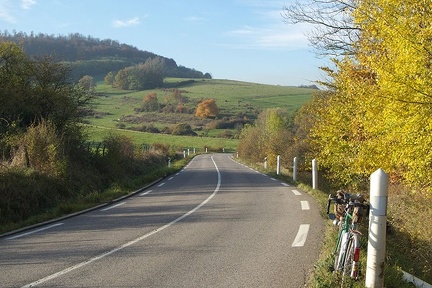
[85,78,316,149]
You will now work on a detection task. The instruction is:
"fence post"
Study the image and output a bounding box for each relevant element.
[312,159,318,189]
[293,157,298,182]
[276,155,281,175]
[366,168,389,288]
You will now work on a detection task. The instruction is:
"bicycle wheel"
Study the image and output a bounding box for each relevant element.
[343,233,360,279]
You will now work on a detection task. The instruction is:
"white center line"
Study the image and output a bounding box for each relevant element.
[100,202,126,212]
[292,224,310,247]
[292,189,302,196]
[22,155,222,288]
[301,201,310,210]
[7,223,64,240]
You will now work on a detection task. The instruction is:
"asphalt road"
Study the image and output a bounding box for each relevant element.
[0,153,324,288]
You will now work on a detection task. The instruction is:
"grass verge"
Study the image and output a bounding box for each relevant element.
[0,156,192,236]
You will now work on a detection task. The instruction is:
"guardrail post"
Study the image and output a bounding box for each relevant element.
[312,159,318,189]
[276,155,281,175]
[366,168,388,288]
[293,157,298,181]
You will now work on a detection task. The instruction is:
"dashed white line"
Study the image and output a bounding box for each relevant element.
[281,183,289,187]
[7,223,64,240]
[292,189,302,196]
[168,177,174,181]
[101,202,126,212]
[301,201,310,210]
[157,182,165,187]
[270,178,277,181]
[292,224,310,247]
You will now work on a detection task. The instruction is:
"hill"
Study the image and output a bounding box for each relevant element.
[0,31,210,79]
[83,78,316,149]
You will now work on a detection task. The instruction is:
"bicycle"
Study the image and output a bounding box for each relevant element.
[326,191,370,280]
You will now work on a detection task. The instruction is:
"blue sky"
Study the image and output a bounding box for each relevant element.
[0,0,328,86]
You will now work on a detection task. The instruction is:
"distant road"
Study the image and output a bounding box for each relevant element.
[0,154,324,288]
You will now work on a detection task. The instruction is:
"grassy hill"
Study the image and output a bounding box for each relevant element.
[84,78,316,151]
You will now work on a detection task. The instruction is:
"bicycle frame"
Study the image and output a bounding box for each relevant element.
[327,193,369,280]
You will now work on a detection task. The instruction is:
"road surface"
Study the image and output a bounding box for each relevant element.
[0,153,324,287]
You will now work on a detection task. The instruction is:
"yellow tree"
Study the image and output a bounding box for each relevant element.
[354,0,432,187]
[195,98,219,118]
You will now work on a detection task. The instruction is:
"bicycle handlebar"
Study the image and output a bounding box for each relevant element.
[326,193,370,215]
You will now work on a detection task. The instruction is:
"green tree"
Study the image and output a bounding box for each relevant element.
[104,71,115,85]
[0,42,90,135]
[78,75,96,92]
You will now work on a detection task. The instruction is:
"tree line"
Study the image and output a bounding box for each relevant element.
[0,31,211,80]
[275,0,432,191]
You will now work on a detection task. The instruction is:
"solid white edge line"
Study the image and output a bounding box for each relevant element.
[22,155,222,288]
[7,223,64,240]
[139,189,153,196]
[100,202,126,212]
[292,224,310,247]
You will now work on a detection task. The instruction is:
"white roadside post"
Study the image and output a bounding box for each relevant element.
[187,148,190,156]
[293,157,298,182]
[264,157,268,170]
[276,155,281,175]
[183,150,186,158]
[366,168,389,288]
[312,159,318,189]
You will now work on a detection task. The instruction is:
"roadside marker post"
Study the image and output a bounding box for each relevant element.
[366,168,388,288]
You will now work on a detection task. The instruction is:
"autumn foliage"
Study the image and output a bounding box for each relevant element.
[195,98,220,118]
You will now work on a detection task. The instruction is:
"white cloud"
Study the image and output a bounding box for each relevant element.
[0,0,16,23]
[112,17,140,28]
[0,0,36,23]
[21,0,36,10]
